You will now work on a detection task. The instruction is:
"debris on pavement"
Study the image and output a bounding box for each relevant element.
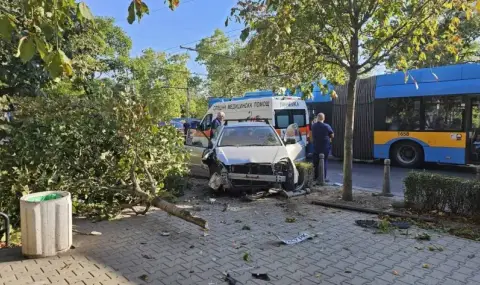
[139,274,149,282]
[281,189,310,198]
[428,245,444,252]
[224,273,240,285]
[468,254,476,259]
[392,270,399,275]
[141,254,155,260]
[390,221,411,229]
[276,232,315,245]
[422,264,430,269]
[243,252,250,262]
[285,217,296,223]
[355,220,378,228]
[242,225,251,230]
[73,230,103,236]
[355,219,411,230]
[222,203,229,212]
[242,191,268,201]
[415,233,431,241]
[160,232,170,236]
[252,272,270,281]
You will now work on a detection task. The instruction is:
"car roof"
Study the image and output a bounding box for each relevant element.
[224,122,271,128]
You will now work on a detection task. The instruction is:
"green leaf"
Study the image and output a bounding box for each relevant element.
[285,24,291,34]
[127,2,136,24]
[134,1,149,21]
[240,28,250,42]
[225,18,229,27]
[78,2,94,20]
[15,37,36,63]
[34,36,49,60]
[46,50,73,78]
[0,15,15,40]
[419,52,427,61]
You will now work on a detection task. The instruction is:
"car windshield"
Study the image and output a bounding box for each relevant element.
[218,126,282,147]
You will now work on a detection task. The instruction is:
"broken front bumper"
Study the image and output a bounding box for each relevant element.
[227,173,286,183]
[208,172,286,191]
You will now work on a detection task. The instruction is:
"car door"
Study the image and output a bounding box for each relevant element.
[185,114,212,177]
[283,123,306,161]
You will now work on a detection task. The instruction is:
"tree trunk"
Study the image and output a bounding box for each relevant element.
[342,69,358,201]
[152,197,208,230]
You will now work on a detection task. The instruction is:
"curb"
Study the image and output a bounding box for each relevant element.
[310,200,435,222]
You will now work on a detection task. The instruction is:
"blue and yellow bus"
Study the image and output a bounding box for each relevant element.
[372,63,480,167]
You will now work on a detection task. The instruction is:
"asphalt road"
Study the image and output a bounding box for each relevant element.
[326,159,477,196]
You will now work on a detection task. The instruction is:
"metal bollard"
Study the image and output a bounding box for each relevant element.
[318,153,325,186]
[0,212,10,247]
[381,159,394,197]
[476,166,480,181]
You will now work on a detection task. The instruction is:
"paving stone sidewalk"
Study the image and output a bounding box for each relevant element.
[1,195,480,285]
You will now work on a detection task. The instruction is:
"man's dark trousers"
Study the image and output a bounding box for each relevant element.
[313,149,329,180]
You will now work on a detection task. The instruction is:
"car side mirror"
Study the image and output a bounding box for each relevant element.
[285,138,297,145]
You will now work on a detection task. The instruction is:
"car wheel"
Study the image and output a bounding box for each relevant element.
[391,141,423,168]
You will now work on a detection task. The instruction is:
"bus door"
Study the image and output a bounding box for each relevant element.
[468,98,480,163]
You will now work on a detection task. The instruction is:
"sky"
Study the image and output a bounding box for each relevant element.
[84,0,243,75]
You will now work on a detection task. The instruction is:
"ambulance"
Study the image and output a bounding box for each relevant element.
[185,95,310,176]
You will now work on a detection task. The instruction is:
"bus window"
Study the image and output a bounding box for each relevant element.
[424,96,464,131]
[385,98,421,131]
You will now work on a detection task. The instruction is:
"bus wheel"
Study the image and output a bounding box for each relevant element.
[391,141,423,168]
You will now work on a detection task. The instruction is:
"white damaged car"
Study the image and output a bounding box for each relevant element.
[198,121,306,192]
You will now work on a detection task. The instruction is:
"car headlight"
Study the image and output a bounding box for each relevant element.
[274,158,290,173]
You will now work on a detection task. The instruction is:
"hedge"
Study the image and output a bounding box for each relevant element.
[404,171,480,216]
[295,162,314,188]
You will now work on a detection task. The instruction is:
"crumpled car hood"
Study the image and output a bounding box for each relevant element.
[216,146,289,165]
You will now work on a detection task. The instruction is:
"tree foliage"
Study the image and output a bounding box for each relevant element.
[386,12,480,69]
[195,29,265,97]
[229,0,479,201]
[114,49,191,120]
[0,0,178,81]
[0,91,189,232]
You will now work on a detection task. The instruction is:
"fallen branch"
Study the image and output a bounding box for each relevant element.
[152,197,208,230]
[310,200,436,223]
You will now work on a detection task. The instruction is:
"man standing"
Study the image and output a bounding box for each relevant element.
[211,111,225,137]
[311,113,334,181]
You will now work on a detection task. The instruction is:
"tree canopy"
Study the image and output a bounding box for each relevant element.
[229,0,479,200]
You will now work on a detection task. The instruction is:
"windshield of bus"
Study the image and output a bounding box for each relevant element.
[219,126,281,147]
